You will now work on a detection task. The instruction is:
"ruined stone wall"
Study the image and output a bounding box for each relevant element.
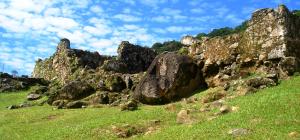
[32,39,107,84]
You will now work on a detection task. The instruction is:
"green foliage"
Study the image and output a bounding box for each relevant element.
[178,47,189,55]
[293,10,300,16]
[196,20,248,39]
[233,20,248,33]
[152,40,183,54]
[195,33,208,39]
[208,27,234,38]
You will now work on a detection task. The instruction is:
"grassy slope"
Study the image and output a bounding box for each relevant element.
[0,76,300,140]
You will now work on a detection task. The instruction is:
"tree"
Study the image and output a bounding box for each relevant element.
[208,27,234,38]
[233,20,248,33]
[196,33,208,40]
[11,70,18,77]
[293,10,300,16]
[152,40,183,54]
[194,20,249,39]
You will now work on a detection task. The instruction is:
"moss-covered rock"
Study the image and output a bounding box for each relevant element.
[105,75,126,92]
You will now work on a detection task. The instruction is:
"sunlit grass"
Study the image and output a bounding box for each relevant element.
[0,76,299,140]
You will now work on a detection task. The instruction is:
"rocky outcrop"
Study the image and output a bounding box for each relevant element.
[180,35,200,46]
[117,41,157,74]
[0,72,47,93]
[133,52,207,104]
[32,38,109,84]
[189,5,300,87]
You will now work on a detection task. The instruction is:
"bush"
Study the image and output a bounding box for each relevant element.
[178,47,189,55]
[196,33,208,40]
[196,20,248,39]
[152,40,183,54]
[293,10,300,16]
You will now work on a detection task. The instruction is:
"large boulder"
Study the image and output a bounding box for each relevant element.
[48,81,95,103]
[117,41,157,74]
[133,52,207,104]
[102,59,128,73]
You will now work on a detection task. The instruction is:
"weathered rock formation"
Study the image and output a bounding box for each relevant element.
[117,41,157,74]
[32,38,109,84]
[189,5,300,87]
[181,35,200,46]
[0,72,47,92]
[47,80,95,104]
[133,52,207,104]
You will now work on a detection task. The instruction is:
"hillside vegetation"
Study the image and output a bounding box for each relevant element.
[1,76,299,140]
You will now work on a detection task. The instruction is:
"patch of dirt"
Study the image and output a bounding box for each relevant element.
[110,120,161,138]
[42,114,61,120]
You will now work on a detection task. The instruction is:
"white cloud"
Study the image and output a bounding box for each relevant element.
[122,0,136,5]
[89,39,115,49]
[90,6,103,13]
[162,8,181,16]
[84,25,112,36]
[190,8,204,14]
[56,30,86,44]
[46,16,79,30]
[9,0,47,13]
[113,14,142,22]
[44,8,61,16]
[0,15,29,32]
[152,16,170,23]
[140,0,167,8]
[214,7,230,17]
[166,26,204,33]
[123,25,141,30]
[225,14,244,24]
[153,28,167,34]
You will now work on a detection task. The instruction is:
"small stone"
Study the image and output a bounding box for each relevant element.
[200,107,210,112]
[289,131,299,138]
[207,116,217,121]
[210,99,225,108]
[144,127,156,135]
[120,100,138,111]
[183,97,197,104]
[219,105,231,114]
[27,94,41,101]
[164,103,177,112]
[7,105,19,110]
[231,106,239,112]
[65,101,88,109]
[228,128,250,137]
[150,120,161,125]
[176,109,193,124]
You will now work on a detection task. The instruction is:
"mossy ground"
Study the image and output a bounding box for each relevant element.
[0,76,300,140]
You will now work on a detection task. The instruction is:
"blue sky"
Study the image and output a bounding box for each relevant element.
[0,0,299,75]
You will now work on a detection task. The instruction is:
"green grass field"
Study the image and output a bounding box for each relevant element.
[0,76,300,140]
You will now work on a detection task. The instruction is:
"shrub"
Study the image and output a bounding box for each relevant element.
[178,47,189,55]
[293,10,300,16]
[152,40,183,54]
[196,20,248,39]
